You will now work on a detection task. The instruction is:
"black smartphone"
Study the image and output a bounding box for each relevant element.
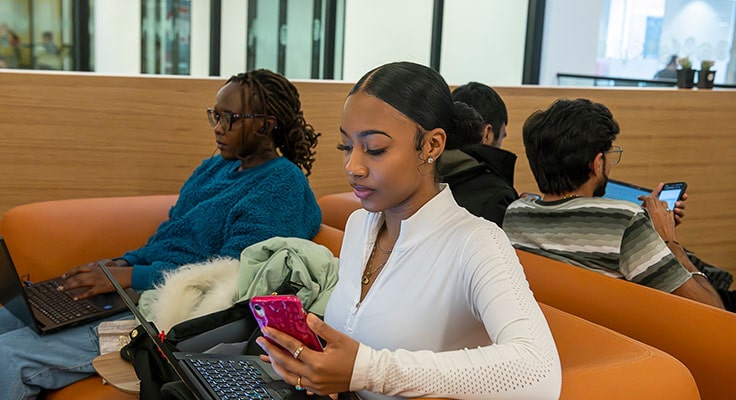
[658,182,687,210]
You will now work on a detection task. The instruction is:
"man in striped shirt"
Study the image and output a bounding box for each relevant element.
[504,98,725,310]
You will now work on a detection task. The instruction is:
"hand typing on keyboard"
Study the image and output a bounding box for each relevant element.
[58,258,132,300]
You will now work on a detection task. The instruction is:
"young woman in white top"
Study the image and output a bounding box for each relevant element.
[256,61,561,400]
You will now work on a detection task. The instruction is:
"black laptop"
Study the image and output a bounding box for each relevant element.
[602,179,651,205]
[0,237,138,334]
[97,260,329,400]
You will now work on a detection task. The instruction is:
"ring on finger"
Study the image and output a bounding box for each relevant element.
[295,375,303,391]
[293,345,305,360]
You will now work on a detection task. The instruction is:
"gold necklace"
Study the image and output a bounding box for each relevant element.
[361,226,391,285]
[562,193,579,200]
[375,240,392,254]
[374,224,393,254]
[361,246,387,285]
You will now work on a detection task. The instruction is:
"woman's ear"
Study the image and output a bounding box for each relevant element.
[260,116,278,134]
[423,128,446,161]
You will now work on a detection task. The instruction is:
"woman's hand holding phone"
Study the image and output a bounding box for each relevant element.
[249,295,323,353]
[255,311,359,396]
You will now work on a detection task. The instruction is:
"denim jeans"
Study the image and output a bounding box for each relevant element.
[0,307,133,399]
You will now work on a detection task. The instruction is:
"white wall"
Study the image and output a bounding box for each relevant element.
[190,0,211,76]
[94,0,141,75]
[285,0,314,78]
[538,0,604,86]
[342,0,529,84]
[440,0,529,85]
[219,0,247,77]
[342,0,435,81]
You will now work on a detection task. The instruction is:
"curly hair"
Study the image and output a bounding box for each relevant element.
[226,70,320,176]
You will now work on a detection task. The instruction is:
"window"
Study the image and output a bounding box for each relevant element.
[539,0,736,86]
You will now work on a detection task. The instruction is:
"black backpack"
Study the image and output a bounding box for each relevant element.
[121,280,299,399]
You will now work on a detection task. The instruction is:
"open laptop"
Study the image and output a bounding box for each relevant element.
[0,237,138,334]
[97,260,328,400]
[602,179,651,205]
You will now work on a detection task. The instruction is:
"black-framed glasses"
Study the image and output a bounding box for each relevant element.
[604,145,623,165]
[206,108,266,131]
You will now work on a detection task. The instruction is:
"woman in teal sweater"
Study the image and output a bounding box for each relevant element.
[0,69,322,399]
[123,155,320,290]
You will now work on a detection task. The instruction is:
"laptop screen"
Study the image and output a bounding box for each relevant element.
[603,179,651,205]
[0,237,38,331]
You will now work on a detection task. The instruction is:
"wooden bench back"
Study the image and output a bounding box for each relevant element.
[0,70,733,270]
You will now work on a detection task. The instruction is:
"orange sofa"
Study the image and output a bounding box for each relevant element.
[538,303,697,399]
[0,193,704,399]
[518,250,736,400]
[0,195,342,399]
[1,195,176,399]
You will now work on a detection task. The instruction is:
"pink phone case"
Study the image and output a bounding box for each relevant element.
[249,295,323,352]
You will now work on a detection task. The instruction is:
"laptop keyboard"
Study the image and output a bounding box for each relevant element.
[25,280,101,324]
[191,357,276,399]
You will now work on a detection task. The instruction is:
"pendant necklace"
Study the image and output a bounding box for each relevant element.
[361,226,392,285]
[361,247,387,285]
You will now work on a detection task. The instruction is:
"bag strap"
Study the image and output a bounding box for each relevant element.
[121,325,180,399]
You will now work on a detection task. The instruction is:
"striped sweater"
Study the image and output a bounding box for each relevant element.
[503,196,690,293]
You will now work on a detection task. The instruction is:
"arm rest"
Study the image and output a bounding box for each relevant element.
[519,249,735,400]
[541,303,699,399]
[317,192,362,231]
[311,224,344,257]
[0,195,177,281]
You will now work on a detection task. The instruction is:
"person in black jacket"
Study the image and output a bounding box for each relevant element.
[438,82,518,226]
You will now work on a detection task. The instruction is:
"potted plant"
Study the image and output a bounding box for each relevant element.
[676,57,695,88]
[698,60,716,89]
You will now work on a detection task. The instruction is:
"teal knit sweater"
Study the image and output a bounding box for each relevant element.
[122,155,321,290]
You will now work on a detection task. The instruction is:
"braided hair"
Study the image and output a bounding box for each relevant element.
[226,70,320,176]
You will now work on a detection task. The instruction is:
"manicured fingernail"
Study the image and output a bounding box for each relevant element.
[256,337,266,348]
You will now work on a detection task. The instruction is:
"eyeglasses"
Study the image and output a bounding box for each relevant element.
[206,108,265,131]
[604,145,623,165]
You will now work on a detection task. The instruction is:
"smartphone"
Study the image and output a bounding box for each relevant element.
[658,182,687,210]
[249,295,323,353]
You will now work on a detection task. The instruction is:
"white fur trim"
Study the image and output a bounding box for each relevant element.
[149,257,239,332]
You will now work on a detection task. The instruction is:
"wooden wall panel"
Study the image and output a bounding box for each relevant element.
[0,71,733,280]
[0,71,351,214]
